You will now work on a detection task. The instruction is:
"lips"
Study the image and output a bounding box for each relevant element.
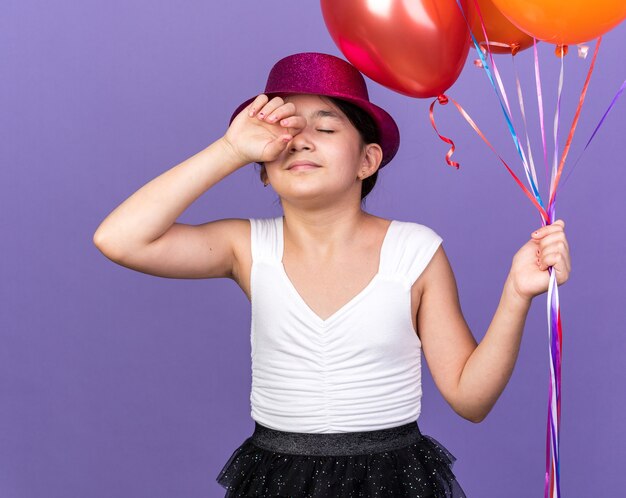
[287,160,321,170]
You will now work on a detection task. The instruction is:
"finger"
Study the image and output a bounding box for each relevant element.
[539,249,571,274]
[532,222,565,239]
[537,237,571,271]
[531,220,565,240]
[538,232,569,254]
[263,134,295,158]
[541,252,571,284]
[538,253,570,285]
[247,94,269,117]
[264,115,306,143]
[264,102,297,124]
[256,96,286,121]
[278,115,307,132]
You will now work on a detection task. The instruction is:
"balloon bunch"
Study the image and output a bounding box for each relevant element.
[321,1,626,496]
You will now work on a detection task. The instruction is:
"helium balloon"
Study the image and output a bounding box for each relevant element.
[468,0,534,54]
[321,0,471,98]
[490,0,626,45]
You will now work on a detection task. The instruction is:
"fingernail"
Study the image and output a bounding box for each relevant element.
[258,112,265,119]
[249,108,255,117]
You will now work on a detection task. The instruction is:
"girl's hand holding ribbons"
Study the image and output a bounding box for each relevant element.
[508,220,571,302]
[222,94,306,166]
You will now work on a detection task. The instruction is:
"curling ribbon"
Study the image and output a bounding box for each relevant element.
[441,8,602,495]
[548,51,566,223]
[468,0,543,204]
[548,38,601,212]
[429,95,460,169]
[511,55,540,193]
[543,50,604,496]
[431,93,550,223]
[545,267,563,498]
[455,0,545,211]
[561,79,626,189]
[534,38,551,191]
[531,37,561,497]
[445,3,603,498]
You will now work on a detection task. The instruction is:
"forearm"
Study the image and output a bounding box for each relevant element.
[455,274,532,422]
[93,137,246,254]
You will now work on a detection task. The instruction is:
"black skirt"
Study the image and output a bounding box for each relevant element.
[216,420,466,497]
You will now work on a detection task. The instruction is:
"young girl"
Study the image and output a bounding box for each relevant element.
[93,52,571,497]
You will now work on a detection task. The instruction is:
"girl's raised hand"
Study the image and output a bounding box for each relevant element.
[508,219,572,302]
[222,94,307,166]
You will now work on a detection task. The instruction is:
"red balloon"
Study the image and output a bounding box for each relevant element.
[468,0,534,54]
[321,0,471,98]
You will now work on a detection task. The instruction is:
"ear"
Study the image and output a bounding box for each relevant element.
[259,164,268,184]
[358,143,383,180]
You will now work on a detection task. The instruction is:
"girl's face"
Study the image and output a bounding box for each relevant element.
[263,94,381,205]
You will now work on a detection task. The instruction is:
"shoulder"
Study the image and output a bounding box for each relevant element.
[364,215,439,234]
[371,217,444,287]
[390,219,443,246]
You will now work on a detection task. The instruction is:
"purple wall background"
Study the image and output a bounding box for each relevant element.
[2,1,624,497]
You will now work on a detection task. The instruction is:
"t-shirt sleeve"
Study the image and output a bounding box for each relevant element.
[402,223,443,287]
[248,217,282,263]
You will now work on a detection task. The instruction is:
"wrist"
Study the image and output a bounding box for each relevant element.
[503,273,533,311]
[216,136,250,170]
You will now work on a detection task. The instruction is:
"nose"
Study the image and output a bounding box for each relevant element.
[288,124,314,153]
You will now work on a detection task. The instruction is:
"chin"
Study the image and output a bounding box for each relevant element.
[279,187,326,203]
[280,184,357,207]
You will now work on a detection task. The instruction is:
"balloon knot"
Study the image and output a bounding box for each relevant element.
[473,58,484,68]
[555,44,569,58]
[511,43,521,56]
[437,94,449,105]
[577,44,589,59]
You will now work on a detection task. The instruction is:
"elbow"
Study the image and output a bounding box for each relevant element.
[92,229,125,262]
[92,229,106,250]
[452,400,492,424]
[464,412,488,424]
[449,385,496,423]
[456,408,488,423]
[93,228,111,254]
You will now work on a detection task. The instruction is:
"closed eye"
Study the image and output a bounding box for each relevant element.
[317,129,335,133]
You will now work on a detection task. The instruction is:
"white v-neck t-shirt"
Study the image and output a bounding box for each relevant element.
[248,216,443,433]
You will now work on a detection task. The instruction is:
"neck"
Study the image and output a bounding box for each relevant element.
[280,202,371,254]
